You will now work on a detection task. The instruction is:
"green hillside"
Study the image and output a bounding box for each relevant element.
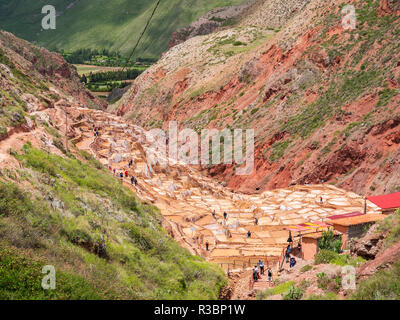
[0,0,246,60]
[0,144,227,299]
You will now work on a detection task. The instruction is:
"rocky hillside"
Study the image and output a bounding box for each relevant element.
[0,30,106,140]
[169,0,256,49]
[0,31,227,299]
[112,0,400,196]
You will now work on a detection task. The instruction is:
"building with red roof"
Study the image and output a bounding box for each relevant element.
[367,192,400,214]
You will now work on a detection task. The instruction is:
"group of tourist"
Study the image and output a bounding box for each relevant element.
[108,161,138,186]
[251,260,273,287]
[285,232,301,268]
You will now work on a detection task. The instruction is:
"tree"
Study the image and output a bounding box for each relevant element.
[81,74,87,84]
[318,228,343,253]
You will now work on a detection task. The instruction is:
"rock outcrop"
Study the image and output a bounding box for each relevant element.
[168,1,256,49]
[350,224,386,260]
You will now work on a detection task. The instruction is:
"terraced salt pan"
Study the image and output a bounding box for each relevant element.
[69,108,381,267]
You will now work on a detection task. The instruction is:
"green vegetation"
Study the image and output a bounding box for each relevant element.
[0,49,29,135]
[0,0,247,59]
[207,30,272,60]
[318,229,343,253]
[0,144,227,299]
[282,284,303,300]
[316,272,330,290]
[256,281,295,300]
[314,250,341,265]
[314,249,366,267]
[62,48,155,67]
[282,70,382,138]
[349,209,400,300]
[350,262,400,300]
[377,209,400,248]
[269,140,291,162]
[330,254,366,267]
[342,122,362,139]
[377,88,398,108]
[307,292,338,300]
[261,280,310,300]
[300,265,312,273]
[82,68,144,93]
[0,246,101,300]
[282,0,399,139]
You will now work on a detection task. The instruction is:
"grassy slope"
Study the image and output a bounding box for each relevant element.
[350,210,400,300]
[0,48,37,136]
[0,143,226,299]
[0,0,246,59]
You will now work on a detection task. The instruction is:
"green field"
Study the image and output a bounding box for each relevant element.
[74,64,124,76]
[0,0,247,60]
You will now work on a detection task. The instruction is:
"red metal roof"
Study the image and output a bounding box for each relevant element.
[367,192,400,210]
[327,212,364,220]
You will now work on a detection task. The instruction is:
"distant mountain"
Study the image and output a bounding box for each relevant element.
[0,0,248,60]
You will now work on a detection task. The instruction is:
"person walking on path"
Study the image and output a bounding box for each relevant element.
[246,231,252,238]
[253,266,259,282]
[212,210,216,220]
[249,277,254,290]
[205,241,209,251]
[287,231,293,244]
[223,212,227,220]
[267,268,273,284]
[258,260,265,275]
[286,243,291,256]
[285,249,290,263]
[131,176,137,186]
[297,241,303,259]
[125,170,129,178]
[255,217,258,225]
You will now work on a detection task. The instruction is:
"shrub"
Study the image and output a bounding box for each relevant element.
[318,229,342,253]
[317,272,328,289]
[300,265,312,273]
[377,209,400,247]
[298,279,311,292]
[314,249,340,265]
[350,262,400,300]
[269,140,291,162]
[330,254,366,267]
[307,292,338,300]
[0,183,36,217]
[283,285,303,300]
[0,245,102,300]
[256,281,295,300]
